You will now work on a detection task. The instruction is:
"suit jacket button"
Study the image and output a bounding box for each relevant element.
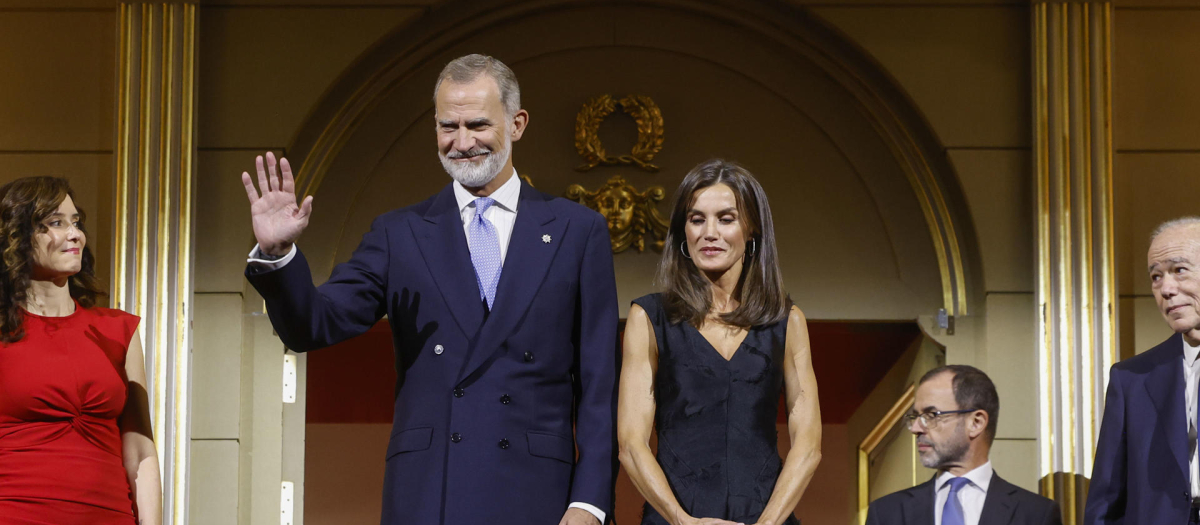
[500,394,511,405]
[433,344,444,355]
[451,432,462,443]
[498,438,510,449]
[523,351,534,362]
[453,387,465,398]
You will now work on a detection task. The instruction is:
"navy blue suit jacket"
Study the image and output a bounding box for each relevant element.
[246,181,620,524]
[1085,333,1191,524]
[865,472,1061,525]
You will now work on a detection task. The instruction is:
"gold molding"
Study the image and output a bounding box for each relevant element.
[573,94,665,172]
[857,383,916,525]
[565,175,669,253]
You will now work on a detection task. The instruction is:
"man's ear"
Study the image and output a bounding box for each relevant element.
[510,109,529,142]
[967,410,989,440]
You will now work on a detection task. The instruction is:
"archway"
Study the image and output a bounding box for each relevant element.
[283,0,983,523]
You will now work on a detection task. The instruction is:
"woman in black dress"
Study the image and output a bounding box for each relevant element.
[618,159,821,525]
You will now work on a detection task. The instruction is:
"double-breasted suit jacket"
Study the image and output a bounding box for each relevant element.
[246,180,620,524]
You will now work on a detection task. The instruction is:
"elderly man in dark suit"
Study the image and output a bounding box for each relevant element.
[239,54,618,525]
[866,365,1062,525]
[1087,217,1200,524]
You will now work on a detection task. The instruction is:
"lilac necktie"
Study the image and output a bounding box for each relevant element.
[942,477,971,525]
[469,197,501,309]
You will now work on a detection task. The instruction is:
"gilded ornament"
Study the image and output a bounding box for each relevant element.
[565,175,669,253]
[574,94,664,172]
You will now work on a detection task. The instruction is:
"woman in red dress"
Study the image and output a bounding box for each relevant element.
[0,177,161,524]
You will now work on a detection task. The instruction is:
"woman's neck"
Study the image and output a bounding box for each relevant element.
[25,278,74,316]
[704,260,743,315]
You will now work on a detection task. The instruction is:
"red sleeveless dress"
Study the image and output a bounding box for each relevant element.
[0,305,141,524]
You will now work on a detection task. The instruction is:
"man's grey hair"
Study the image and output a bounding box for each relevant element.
[433,54,521,117]
[1151,216,1200,244]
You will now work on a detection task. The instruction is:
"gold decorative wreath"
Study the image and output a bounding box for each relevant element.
[574,94,664,172]
[565,175,669,253]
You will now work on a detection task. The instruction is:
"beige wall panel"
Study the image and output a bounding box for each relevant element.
[192,293,244,439]
[989,438,1038,493]
[195,150,279,293]
[189,439,240,525]
[984,293,1036,439]
[198,7,421,149]
[1113,153,1200,296]
[0,11,113,151]
[1133,295,1173,355]
[0,153,114,297]
[811,6,1029,149]
[305,423,391,525]
[950,149,1033,293]
[1115,9,1200,151]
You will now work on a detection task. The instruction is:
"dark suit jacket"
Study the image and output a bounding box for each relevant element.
[1085,333,1192,524]
[865,472,1062,525]
[246,181,620,525]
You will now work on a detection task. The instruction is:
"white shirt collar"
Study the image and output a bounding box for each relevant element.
[935,461,993,494]
[1185,334,1200,365]
[453,168,521,215]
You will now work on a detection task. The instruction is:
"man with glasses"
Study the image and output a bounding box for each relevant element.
[1087,217,1200,524]
[865,365,1061,525]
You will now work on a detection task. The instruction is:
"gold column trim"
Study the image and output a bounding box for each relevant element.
[1033,3,1115,523]
[114,4,197,523]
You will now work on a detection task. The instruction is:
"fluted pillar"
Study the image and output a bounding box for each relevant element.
[1033,2,1116,523]
[114,3,197,523]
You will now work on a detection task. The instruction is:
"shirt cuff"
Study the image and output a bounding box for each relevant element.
[568,502,605,524]
[246,243,297,270]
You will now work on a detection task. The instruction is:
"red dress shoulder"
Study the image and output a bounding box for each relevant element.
[0,305,142,524]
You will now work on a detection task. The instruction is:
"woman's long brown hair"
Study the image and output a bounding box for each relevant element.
[655,159,789,328]
[0,176,104,342]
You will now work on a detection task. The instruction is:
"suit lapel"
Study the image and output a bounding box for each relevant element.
[902,478,936,525]
[457,182,568,383]
[978,473,1016,525]
[1145,334,1189,482]
[412,184,485,340]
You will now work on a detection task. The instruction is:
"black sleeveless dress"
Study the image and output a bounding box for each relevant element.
[634,293,801,525]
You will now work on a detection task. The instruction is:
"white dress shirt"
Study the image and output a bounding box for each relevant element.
[1184,337,1200,500]
[452,168,519,265]
[933,461,992,525]
[247,169,606,524]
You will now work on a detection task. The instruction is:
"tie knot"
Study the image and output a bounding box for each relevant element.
[946,476,971,494]
[473,197,496,216]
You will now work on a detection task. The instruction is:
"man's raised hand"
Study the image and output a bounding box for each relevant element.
[241,151,313,256]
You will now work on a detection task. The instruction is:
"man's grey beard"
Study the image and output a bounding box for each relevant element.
[439,136,511,187]
[917,421,971,469]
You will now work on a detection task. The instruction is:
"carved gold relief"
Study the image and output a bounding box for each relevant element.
[574,94,664,172]
[566,175,669,253]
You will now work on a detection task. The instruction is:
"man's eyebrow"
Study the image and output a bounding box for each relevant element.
[1150,257,1192,271]
[436,119,457,127]
[465,118,492,126]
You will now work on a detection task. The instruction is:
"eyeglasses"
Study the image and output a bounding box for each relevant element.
[904,409,978,429]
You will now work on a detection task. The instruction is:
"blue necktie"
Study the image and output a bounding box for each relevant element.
[469,197,502,309]
[942,477,971,525]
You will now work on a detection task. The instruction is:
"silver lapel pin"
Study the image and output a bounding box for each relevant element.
[542,234,552,244]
